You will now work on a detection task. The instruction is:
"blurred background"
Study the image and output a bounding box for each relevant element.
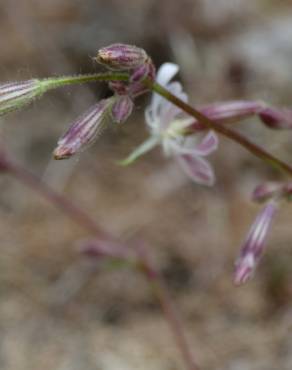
[1,1,292,369]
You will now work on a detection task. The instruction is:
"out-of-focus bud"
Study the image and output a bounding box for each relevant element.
[201,100,265,124]
[96,43,148,70]
[259,107,292,129]
[111,95,134,124]
[78,238,136,263]
[53,99,112,160]
[0,79,45,116]
[253,181,292,204]
[234,201,278,285]
[252,182,282,203]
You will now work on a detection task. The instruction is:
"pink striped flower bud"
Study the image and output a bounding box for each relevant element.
[234,202,278,285]
[130,57,154,82]
[0,79,44,116]
[111,95,134,124]
[96,43,148,70]
[53,99,112,159]
[199,100,264,126]
[258,107,292,129]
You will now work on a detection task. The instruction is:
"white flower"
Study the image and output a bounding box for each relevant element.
[121,63,218,186]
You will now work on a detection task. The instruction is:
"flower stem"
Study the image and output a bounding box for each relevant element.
[149,81,292,177]
[138,245,200,370]
[3,156,108,238]
[41,72,129,90]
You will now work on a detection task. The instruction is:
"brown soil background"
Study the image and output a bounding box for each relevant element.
[1,1,292,369]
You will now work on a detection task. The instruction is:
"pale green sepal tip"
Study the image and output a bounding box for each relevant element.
[117,136,159,166]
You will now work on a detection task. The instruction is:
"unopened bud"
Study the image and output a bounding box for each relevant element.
[53,99,112,159]
[201,100,264,124]
[252,182,282,203]
[129,60,156,98]
[0,79,45,116]
[130,58,154,82]
[111,95,134,124]
[234,202,277,285]
[253,182,292,203]
[259,107,292,129]
[96,43,148,70]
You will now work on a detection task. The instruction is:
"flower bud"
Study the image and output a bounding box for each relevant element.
[259,107,292,129]
[53,99,111,160]
[130,58,153,82]
[252,182,282,203]
[129,60,156,98]
[96,43,148,70]
[234,202,277,285]
[111,95,134,124]
[0,79,45,116]
[201,100,264,124]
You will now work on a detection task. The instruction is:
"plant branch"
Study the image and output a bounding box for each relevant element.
[1,155,108,238]
[0,152,198,370]
[138,245,200,370]
[37,70,292,177]
[42,72,129,90]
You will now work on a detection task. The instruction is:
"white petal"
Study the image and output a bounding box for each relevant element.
[157,82,189,129]
[156,63,179,86]
[173,131,218,157]
[150,63,180,117]
[177,154,215,186]
[145,106,156,129]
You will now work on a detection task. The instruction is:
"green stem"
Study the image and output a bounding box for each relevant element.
[149,81,292,177]
[41,72,129,90]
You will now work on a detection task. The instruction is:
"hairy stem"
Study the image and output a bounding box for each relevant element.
[42,72,129,90]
